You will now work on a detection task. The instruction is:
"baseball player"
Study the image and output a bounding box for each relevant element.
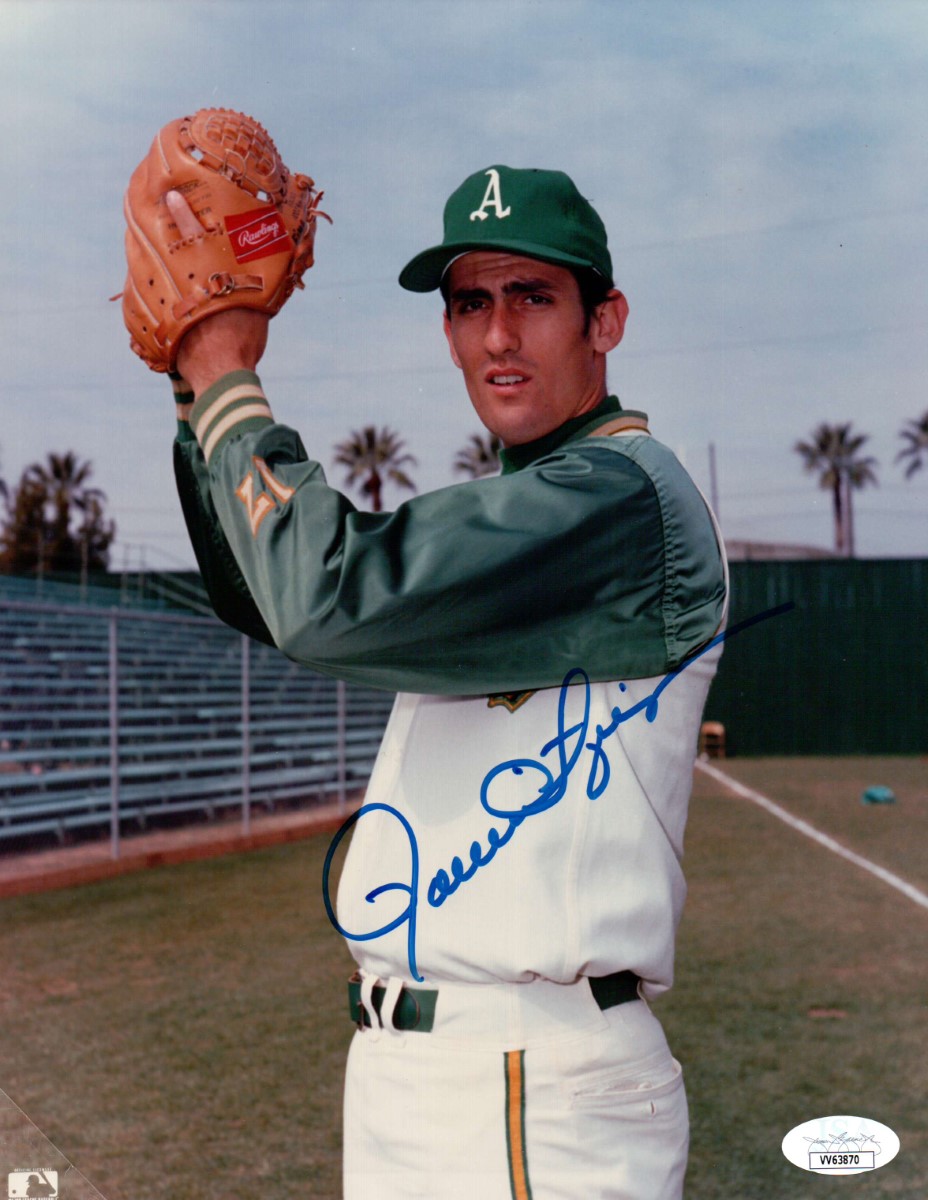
[161,163,726,1199]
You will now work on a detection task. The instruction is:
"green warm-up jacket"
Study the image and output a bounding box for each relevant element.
[173,370,726,695]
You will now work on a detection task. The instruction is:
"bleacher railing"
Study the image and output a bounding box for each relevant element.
[0,598,394,857]
[140,571,214,615]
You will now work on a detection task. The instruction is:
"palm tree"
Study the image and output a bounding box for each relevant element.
[0,451,115,575]
[453,433,502,479]
[794,422,878,556]
[25,452,105,558]
[895,410,928,479]
[333,427,417,513]
[0,473,47,574]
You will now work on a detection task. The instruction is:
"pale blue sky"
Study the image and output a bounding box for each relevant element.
[2,0,926,569]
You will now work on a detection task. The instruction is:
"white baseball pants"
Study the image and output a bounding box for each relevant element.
[343,973,688,1199]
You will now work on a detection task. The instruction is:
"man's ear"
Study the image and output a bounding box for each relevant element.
[590,290,629,353]
[443,312,463,369]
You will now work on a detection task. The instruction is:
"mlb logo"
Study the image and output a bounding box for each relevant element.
[7,1171,58,1199]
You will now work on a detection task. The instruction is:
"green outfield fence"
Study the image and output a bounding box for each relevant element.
[705,558,928,755]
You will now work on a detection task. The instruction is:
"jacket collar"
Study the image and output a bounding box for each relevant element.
[499,395,624,474]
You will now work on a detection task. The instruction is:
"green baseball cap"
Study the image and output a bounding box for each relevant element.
[398,165,614,292]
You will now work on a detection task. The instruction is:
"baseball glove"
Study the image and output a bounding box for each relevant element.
[118,107,330,373]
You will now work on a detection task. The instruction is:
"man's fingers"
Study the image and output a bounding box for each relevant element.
[165,189,204,239]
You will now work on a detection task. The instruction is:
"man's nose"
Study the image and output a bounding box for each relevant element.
[484,304,520,356]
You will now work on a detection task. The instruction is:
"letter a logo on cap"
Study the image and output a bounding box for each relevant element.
[470,168,511,222]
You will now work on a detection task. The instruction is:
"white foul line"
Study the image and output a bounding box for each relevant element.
[695,759,928,913]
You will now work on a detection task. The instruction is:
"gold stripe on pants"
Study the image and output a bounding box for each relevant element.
[504,1050,533,1200]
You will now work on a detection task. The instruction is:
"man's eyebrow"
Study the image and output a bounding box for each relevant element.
[449,278,563,302]
[503,278,562,296]
[449,286,491,303]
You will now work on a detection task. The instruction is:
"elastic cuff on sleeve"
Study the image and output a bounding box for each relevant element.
[170,373,196,439]
[189,370,274,464]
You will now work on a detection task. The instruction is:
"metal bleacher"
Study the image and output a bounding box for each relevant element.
[0,576,395,850]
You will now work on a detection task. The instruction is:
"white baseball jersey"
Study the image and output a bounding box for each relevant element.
[335,549,724,1000]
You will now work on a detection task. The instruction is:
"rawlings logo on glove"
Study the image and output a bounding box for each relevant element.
[226,209,290,260]
[117,108,330,373]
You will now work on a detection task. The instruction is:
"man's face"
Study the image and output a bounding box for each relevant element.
[443,252,627,446]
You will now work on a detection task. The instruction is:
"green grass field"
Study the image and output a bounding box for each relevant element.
[662,757,927,1200]
[0,757,925,1200]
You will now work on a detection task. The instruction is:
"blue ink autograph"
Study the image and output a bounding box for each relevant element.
[322,602,794,981]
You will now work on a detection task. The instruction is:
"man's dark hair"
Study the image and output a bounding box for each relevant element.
[574,268,614,336]
[440,266,613,336]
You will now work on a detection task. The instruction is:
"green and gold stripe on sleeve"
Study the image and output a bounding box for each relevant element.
[190,370,274,464]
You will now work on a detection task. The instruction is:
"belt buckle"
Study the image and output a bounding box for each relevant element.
[348,971,428,1033]
[375,981,421,1032]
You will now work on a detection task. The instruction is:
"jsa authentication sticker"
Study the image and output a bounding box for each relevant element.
[782,1115,900,1176]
